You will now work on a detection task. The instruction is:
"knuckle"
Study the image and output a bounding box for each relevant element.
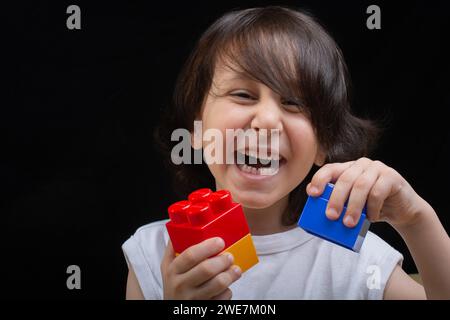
[354,175,370,190]
[338,172,354,186]
[313,169,328,182]
[182,250,197,265]
[199,263,216,278]
[358,156,371,164]
[316,162,335,176]
[372,160,384,168]
[369,187,382,201]
[216,273,231,288]
[385,166,398,177]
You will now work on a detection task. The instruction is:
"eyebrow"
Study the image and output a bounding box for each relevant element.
[217,72,257,86]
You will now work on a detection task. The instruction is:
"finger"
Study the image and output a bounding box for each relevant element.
[197,265,242,299]
[172,237,225,274]
[326,158,372,221]
[183,252,235,287]
[343,161,382,227]
[367,174,393,222]
[161,239,176,273]
[307,161,355,197]
[211,288,233,300]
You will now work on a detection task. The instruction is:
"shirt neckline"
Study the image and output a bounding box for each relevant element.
[251,226,314,255]
[161,219,314,255]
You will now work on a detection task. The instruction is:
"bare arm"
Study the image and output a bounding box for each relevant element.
[384,265,426,299]
[308,158,450,300]
[386,198,450,299]
[126,266,145,300]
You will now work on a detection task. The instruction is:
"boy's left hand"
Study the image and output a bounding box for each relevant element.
[306,157,426,229]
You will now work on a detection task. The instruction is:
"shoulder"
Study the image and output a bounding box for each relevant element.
[128,220,170,249]
[359,231,404,299]
[293,230,403,299]
[321,230,404,299]
[360,231,404,269]
[122,220,169,300]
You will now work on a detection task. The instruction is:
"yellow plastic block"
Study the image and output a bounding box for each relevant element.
[221,233,258,273]
[174,234,259,273]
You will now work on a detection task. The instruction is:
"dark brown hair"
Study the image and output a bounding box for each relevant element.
[155,6,378,225]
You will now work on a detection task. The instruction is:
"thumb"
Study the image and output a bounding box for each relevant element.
[161,239,176,271]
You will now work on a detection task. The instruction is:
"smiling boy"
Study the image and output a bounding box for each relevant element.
[122,6,450,300]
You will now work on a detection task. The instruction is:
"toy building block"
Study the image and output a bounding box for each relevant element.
[221,234,257,273]
[298,183,371,252]
[166,188,258,272]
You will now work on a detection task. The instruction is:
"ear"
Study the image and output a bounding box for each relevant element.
[314,146,327,166]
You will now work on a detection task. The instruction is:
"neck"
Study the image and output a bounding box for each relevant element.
[242,195,296,235]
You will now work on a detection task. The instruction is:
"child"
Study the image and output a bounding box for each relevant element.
[122,6,450,299]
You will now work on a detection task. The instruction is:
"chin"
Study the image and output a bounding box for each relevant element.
[231,190,279,209]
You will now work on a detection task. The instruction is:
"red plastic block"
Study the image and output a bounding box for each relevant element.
[166,189,250,254]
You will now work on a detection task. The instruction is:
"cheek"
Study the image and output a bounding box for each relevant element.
[201,103,250,156]
[285,119,319,163]
[202,102,247,131]
[201,102,243,176]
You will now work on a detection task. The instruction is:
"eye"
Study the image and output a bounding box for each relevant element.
[281,100,299,106]
[281,99,303,113]
[230,91,256,100]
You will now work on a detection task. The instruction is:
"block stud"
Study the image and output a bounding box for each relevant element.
[168,200,190,224]
[186,202,211,226]
[188,188,212,203]
[209,190,232,214]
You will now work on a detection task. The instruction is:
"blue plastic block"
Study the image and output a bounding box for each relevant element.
[298,183,371,252]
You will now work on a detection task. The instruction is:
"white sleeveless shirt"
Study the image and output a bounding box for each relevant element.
[122,220,402,299]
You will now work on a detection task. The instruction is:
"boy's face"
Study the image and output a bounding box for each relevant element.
[195,61,324,211]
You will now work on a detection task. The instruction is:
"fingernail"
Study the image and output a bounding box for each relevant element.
[344,215,354,226]
[232,265,242,277]
[326,207,338,219]
[215,237,225,248]
[310,186,319,194]
[226,253,234,263]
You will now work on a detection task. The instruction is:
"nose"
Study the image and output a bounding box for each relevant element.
[250,97,284,133]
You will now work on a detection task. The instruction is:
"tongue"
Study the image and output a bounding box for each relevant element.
[248,162,263,169]
[245,154,271,168]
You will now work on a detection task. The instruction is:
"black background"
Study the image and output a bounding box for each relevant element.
[2,0,449,299]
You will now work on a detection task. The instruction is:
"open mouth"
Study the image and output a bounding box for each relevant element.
[235,150,285,176]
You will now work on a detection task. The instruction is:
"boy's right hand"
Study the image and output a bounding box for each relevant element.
[161,237,242,300]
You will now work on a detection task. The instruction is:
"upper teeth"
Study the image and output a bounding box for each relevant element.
[236,150,280,162]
